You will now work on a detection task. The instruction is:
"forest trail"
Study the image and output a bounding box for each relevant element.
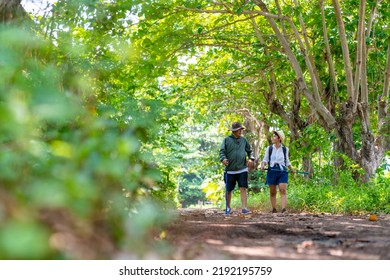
[164,208,390,260]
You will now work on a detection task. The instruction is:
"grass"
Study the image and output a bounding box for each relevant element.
[226,171,390,214]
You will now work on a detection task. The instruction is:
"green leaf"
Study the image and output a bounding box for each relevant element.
[0,221,51,259]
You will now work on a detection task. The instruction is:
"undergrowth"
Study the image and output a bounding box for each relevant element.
[225,170,390,214]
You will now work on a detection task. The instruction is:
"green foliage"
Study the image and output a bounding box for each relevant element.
[289,174,389,214]
[152,169,180,208]
[246,167,390,214]
[201,175,224,207]
[0,22,175,259]
[248,170,268,192]
[179,179,207,207]
[176,167,204,206]
[123,199,173,257]
[0,220,51,259]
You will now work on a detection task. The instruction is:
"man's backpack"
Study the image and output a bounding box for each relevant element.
[268,145,287,166]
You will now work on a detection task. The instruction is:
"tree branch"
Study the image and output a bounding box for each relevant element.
[319,0,338,95]
[366,0,382,38]
[332,0,355,108]
[275,0,287,35]
[176,5,288,21]
[193,15,260,38]
[289,0,323,102]
[296,0,324,96]
[253,0,337,130]
[353,0,367,112]
[378,37,390,133]
[193,43,253,56]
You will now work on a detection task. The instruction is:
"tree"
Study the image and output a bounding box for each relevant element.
[254,0,389,182]
[130,0,389,182]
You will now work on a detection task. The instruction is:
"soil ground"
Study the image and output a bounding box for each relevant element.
[164,208,390,260]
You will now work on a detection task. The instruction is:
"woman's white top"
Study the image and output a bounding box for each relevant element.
[262,144,291,168]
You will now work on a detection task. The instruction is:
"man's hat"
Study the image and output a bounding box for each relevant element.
[230,122,245,131]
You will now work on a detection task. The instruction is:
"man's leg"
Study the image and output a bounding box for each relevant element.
[226,191,232,209]
[225,172,234,214]
[239,187,247,209]
[238,172,250,212]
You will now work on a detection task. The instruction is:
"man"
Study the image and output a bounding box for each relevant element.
[219,122,255,215]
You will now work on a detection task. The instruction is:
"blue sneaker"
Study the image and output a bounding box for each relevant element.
[225,208,232,214]
[242,208,251,215]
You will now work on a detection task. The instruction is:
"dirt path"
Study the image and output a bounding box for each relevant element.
[164,208,390,260]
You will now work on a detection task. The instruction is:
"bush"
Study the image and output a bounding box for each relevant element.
[216,167,390,214]
[0,26,171,259]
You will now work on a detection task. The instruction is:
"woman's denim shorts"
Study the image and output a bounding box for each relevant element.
[266,164,288,185]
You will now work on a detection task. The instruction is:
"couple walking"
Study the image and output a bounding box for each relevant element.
[219,122,296,215]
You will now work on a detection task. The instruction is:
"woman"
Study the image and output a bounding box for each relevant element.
[260,130,295,213]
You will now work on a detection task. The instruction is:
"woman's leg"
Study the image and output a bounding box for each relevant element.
[269,185,277,211]
[279,183,287,211]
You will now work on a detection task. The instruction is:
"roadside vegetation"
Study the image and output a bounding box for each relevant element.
[201,166,390,214]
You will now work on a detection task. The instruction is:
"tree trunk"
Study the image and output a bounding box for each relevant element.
[302,156,313,178]
[0,0,27,23]
[241,109,264,169]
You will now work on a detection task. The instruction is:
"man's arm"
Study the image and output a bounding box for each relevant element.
[245,139,255,171]
[219,138,229,166]
[245,139,255,161]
